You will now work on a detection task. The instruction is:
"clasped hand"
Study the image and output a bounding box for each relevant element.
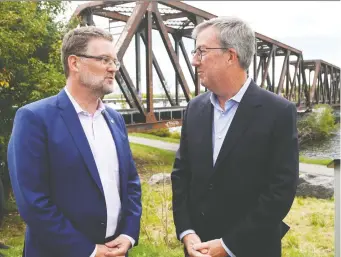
[95,235,131,257]
[184,234,228,257]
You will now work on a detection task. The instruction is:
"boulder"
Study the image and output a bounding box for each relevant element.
[148,173,171,186]
[296,173,334,199]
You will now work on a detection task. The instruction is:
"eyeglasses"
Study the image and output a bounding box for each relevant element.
[76,54,121,69]
[191,47,228,61]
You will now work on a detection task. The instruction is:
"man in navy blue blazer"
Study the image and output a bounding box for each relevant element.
[7,26,142,257]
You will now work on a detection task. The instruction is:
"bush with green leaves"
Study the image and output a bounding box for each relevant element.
[145,128,171,138]
[169,131,181,139]
[298,104,336,145]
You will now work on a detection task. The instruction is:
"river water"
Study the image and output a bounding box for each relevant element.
[300,109,340,160]
[300,128,340,159]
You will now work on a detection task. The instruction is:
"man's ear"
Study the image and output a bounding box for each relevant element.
[228,48,238,63]
[68,55,79,73]
[225,49,239,68]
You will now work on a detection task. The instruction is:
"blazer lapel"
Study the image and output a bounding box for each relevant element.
[57,89,104,196]
[213,82,262,172]
[101,109,127,190]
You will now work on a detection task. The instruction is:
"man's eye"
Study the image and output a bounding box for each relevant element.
[103,57,110,63]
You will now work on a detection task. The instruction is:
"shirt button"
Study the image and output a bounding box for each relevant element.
[218,136,222,139]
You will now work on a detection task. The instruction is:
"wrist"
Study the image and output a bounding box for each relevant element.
[183,233,199,246]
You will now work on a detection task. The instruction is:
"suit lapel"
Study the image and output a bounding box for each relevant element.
[101,109,126,190]
[213,82,262,173]
[57,89,104,196]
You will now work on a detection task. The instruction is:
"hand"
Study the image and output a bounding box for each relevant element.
[95,245,110,257]
[193,239,228,257]
[104,235,132,257]
[183,233,211,257]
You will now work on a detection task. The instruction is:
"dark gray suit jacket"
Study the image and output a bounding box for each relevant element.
[171,80,298,257]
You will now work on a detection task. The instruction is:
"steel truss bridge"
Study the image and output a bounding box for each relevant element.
[73,1,340,132]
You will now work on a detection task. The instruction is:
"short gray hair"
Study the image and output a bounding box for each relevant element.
[192,16,255,70]
[61,26,113,77]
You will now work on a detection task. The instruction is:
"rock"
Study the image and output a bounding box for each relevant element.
[148,173,171,186]
[296,173,334,199]
[0,242,9,249]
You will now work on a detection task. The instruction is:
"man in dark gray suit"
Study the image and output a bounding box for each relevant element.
[171,16,298,257]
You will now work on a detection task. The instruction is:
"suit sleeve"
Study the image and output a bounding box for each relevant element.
[222,102,299,254]
[116,113,142,245]
[7,107,95,257]
[171,103,193,239]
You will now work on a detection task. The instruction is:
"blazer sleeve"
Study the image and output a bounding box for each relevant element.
[171,102,194,239]
[7,107,95,257]
[116,112,142,245]
[222,102,299,254]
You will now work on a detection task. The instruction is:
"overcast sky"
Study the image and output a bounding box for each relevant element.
[186,1,341,67]
[67,1,340,95]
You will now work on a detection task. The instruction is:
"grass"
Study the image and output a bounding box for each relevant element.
[0,144,336,257]
[282,197,334,257]
[299,156,333,166]
[0,195,25,257]
[129,133,180,144]
[129,183,183,257]
[129,143,175,182]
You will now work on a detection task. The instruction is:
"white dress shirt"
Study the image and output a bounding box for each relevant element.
[64,88,134,257]
[179,77,252,257]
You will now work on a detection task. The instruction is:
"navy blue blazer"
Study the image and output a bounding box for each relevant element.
[7,89,142,257]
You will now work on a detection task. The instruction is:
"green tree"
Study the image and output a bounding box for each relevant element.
[0,1,74,201]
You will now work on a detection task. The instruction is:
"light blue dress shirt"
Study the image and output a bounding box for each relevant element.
[179,77,252,257]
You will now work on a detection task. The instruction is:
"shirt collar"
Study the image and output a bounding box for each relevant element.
[210,77,252,110]
[64,86,106,114]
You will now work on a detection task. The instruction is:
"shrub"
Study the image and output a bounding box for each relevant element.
[145,128,171,138]
[298,104,336,145]
[169,132,181,139]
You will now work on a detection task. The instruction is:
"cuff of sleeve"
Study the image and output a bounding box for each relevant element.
[179,229,196,241]
[121,234,135,248]
[90,245,97,257]
[220,238,235,257]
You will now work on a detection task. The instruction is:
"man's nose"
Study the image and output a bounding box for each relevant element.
[107,64,117,72]
[191,56,200,67]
